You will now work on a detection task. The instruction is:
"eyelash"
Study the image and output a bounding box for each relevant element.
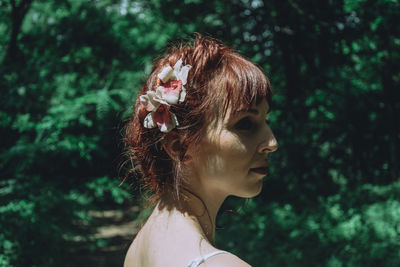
[234,117,271,131]
[234,118,255,131]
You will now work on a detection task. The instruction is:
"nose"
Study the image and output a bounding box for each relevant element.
[258,126,278,154]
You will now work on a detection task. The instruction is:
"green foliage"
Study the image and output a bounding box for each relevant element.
[219,186,400,266]
[1,0,399,266]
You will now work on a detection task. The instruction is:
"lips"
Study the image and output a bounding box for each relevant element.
[249,165,268,175]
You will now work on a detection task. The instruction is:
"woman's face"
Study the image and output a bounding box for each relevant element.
[188,98,278,198]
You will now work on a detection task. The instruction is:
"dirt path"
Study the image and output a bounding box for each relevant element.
[64,205,141,267]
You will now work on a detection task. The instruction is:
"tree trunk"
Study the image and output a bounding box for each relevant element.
[3,0,34,64]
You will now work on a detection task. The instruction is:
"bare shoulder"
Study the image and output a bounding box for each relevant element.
[123,238,139,267]
[201,252,252,267]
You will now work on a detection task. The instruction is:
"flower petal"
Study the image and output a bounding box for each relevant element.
[153,105,176,133]
[155,87,172,105]
[173,59,183,73]
[176,65,191,85]
[171,112,179,127]
[159,80,182,104]
[140,95,152,111]
[179,85,186,103]
[143,112,156,128]
[140,91,161,111]
[158,65,174,83]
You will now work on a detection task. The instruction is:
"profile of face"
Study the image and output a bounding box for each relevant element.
[186,98,278,198]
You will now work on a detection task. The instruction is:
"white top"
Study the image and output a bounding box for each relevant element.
[187,250,230,267]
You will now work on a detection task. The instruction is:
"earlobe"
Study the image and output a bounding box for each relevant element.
[162,134,180,161]
[162,132,192,162]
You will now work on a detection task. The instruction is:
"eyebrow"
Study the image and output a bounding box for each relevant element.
[247,109,259,115]
[238,108,259,115]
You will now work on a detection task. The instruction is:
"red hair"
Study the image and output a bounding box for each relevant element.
[124,35,272,208]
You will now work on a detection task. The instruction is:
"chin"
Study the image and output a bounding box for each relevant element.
[236,179,263,198]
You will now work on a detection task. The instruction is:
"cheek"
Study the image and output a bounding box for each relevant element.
[201,131,252,174]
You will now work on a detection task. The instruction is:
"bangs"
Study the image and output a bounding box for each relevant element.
[217,55,272,119]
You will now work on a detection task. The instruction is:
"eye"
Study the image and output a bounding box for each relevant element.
[234,117,255,131]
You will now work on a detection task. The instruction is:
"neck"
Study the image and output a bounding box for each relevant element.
[180,184,228,245]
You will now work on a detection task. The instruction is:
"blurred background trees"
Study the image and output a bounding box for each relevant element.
[0,0,399,266]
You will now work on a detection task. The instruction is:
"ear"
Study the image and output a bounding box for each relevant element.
[162,132,192,163]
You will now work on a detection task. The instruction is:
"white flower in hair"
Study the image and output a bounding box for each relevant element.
[157,58,191,104]
[139,59,192,133]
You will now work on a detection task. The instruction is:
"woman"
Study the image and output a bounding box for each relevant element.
[124,35,278,267]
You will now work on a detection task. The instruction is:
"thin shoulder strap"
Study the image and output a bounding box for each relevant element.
[188,250,230,267]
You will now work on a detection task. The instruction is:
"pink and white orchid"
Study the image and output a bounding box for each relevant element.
[140,59,191,133]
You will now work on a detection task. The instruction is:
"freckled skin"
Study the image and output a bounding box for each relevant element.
[188,98,278,198]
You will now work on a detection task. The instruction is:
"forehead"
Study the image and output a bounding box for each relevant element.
[237,98,269,115]
[226,98,269,121]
